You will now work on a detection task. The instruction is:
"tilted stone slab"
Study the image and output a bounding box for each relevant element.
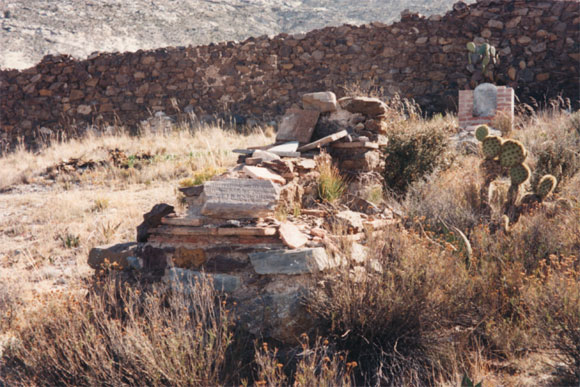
[473,83,497,117]
[200,178,280,219]
[277,108,320,143]
[249,247,334,275]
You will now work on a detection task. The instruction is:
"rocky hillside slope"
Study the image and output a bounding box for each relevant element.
[1,0,469,70]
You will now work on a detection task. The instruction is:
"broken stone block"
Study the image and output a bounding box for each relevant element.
[249,247,333,275]
[242,165,286,185]
[137,203,175,242]
[302,91,338,113]
[164,268,241,293]
[279,222,308,249]
[200,179,280,219]
[277,108,320,143]
[88,242,139,269]
[338,96,388,118]
[252,150,280,162]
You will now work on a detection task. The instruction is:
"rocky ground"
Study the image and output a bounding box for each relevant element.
[0,0,470,70]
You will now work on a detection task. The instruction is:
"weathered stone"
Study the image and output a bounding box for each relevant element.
[338,96,388,118]
[164,268,241,293]
[252,150,280,162]
[88,242,139,269]
[243,165,286,185]
[172,246,207,268]
[302,91,338,113]
[334,210,365,233]
[279,222,308,249]
[249,248,333,274]
[277,108,320,143]
[473,83,497,117]
[137,203,175,242]
[200,179,280,219]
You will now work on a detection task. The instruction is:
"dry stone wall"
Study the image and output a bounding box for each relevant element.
[1,0,579,147]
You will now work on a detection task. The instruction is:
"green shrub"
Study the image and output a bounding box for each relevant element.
[383,120,454,195]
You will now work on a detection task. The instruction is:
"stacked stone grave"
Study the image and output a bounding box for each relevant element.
[88,91,396,343]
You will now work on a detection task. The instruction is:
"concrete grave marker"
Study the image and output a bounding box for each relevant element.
[277,108,320,143]
[472,83,497,117]
[200,179,280,219]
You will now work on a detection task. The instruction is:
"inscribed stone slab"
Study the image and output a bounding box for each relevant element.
[249,248,332,275]
[473,83,497,117]
[276,108,320,143]
[200,179,280,219]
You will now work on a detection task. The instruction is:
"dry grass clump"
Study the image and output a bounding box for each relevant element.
[316,153,345,203]
[0,274,233,386]
[0,122,272,190]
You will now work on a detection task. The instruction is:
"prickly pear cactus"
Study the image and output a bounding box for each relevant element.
[535,175,557,198]
[475,125,489,142]
[482,136,503,159]
[510,163,530,186]
[500,140,526,168]
[475,132,558,233]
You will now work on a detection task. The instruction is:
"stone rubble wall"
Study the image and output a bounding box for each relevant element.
[1,0,578,146]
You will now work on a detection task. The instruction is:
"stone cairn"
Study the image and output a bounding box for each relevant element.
[88,91,397,343]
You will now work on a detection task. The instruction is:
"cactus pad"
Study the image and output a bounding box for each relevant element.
[466,42,476,52]
[536,175,557,198]
[500,140,526,167]
[482,136,503,159]
[510,163,530,186]
[475,125,489,142]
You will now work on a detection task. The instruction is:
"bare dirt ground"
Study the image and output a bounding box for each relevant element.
[0,0,470,70]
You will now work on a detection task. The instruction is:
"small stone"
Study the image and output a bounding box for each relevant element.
[279,222,308,249]
[481,29,492,38]
[508,67,517,80]
[77,105,92,115]
[487,19,504,29]
[243,165,286,185]
[506,16,521,28]
[517,36,532,45]
[302,92,338,113]
[536,73,550,82]
[334,210,364,233]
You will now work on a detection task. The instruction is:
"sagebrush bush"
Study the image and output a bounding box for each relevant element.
[383,118,454,195]
[0,274,233,386]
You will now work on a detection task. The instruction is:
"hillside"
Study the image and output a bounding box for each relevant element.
[0,0,470,70]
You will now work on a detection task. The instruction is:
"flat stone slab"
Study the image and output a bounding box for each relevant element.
[252,150,280,162]
[268,141,299,153]
[473,83,497,117]
[249,247,333,275]
[200,178,280,219]
[297,130,348,152]
[302,91,338,113]
[277,108,320,143]
[243,165,286,185]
